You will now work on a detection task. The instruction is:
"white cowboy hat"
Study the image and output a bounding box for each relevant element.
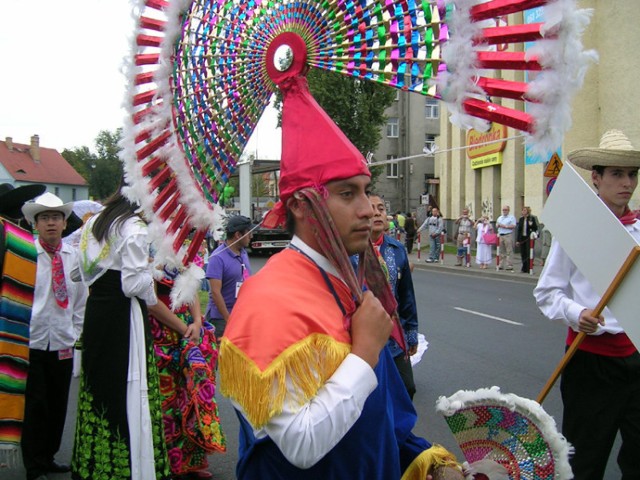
[568,129,640,170]
[22,192,74,225]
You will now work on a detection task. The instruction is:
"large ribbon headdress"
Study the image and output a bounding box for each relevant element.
[120,0,595,305]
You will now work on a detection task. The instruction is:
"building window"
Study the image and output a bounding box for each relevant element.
[386,118,399,138]
[386,156,398,178]
[425,98,440,119]
[424,134,436,154]
[72,188,77,201]
[54,186,60,196]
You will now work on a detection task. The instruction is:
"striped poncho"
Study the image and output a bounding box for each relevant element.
[0,219,36,466]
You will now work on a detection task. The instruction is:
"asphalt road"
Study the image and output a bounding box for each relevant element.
[4,257,622,479]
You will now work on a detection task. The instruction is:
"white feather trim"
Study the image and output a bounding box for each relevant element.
[436,386,574,480]
[120,0,226,305]
[436,0,596,155]
[436,0,489,133]
[169,263,205,310]
[524,1,598,157]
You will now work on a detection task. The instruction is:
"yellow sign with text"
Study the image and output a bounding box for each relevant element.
[471,152,503,169]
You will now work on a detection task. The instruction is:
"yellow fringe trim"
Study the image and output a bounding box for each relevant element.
[401,445,461,480]
[219,334,351,428]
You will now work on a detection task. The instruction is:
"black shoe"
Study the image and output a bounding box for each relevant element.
[47,462,71,473]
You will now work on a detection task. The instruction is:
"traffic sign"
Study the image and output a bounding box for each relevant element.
[544,152,563,177]
[546,176,557,196]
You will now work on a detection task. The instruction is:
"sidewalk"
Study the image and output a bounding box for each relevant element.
[406,243,542,284]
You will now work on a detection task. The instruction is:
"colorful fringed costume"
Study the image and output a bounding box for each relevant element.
[220,247,458,479]
[0,220,36,466]
[149,279,226,476]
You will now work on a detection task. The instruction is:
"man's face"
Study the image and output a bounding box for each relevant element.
[502,207,510,215]
[236,230,252,248]
[325,175,373,255]
[35,210,66,245]
[521,207,528,216]
[432,208,439,217]
[462,209,469,217]
[370,195,386,238]
[592,166,639,211]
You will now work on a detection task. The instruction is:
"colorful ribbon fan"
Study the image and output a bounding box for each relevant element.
[121,0,594,305]
[436,387,574,480]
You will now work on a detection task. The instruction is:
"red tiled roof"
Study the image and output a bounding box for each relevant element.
[0,139,87,186]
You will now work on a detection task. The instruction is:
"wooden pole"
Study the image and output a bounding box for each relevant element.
[536,245,640,404]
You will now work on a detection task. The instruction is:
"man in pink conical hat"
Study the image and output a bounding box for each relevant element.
[219,62,462,478]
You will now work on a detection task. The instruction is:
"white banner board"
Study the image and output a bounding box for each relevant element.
[541,163,640,348]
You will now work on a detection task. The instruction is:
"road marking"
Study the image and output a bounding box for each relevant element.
[453,307,524,326]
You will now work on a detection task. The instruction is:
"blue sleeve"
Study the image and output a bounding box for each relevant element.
[395,248,418,344]
[382,348,431,470]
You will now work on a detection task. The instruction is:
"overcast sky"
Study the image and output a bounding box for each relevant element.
[0,0,280,158]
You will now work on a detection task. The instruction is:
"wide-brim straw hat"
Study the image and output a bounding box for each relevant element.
[568,129,640,170]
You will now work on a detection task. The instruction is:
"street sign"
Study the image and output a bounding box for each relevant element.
[543,152,563,177]
[545,177,556,196]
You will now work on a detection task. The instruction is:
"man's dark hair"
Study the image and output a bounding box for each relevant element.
[285,208,296,235]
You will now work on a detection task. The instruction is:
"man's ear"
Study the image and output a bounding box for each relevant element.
[591,170,600,190]
[287,195,306,222]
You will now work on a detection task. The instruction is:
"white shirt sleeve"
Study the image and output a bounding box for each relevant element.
[533,240,586,329]
[233,353,378,469]
[69,250,88,340]
[118,232,157,305]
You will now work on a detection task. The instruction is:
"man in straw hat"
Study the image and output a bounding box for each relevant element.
[0,183,45,470]
[534,130,640,479]
[19,193,87,480]
[218,68,462,478]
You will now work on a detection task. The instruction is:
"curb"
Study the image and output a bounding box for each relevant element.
[408,255,541,285]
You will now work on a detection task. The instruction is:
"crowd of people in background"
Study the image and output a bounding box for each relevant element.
[383,203,549,271]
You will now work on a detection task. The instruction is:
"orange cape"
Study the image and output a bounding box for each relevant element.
[219,249,355,427]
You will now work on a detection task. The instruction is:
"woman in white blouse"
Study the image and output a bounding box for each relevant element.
[71,189,171,480]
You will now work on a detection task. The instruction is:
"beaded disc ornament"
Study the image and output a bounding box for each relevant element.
[436,387,574,480]
[121,0,595,305]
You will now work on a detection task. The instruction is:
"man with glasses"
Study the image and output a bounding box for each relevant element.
[21,193,87,480]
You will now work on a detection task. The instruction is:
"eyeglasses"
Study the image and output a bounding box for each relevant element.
[37,213,64,222]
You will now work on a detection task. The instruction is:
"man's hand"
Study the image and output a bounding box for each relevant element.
[351,291,393,369]
[578,309,605,334]
[408,344,418,356]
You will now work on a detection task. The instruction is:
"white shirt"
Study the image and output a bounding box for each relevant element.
[496,214,516,235]
[534,221,640,333]
[231,236,378,468]
[78,215,157,305]
[30,241,87,351]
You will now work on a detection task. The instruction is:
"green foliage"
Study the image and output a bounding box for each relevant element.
[62,129,124,201]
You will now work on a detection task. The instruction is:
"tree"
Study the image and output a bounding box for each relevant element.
[62,129,124,200]
[91,129,124,200]
[274,70,396,186]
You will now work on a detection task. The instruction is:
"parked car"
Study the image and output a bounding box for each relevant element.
[249,224,291,255]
